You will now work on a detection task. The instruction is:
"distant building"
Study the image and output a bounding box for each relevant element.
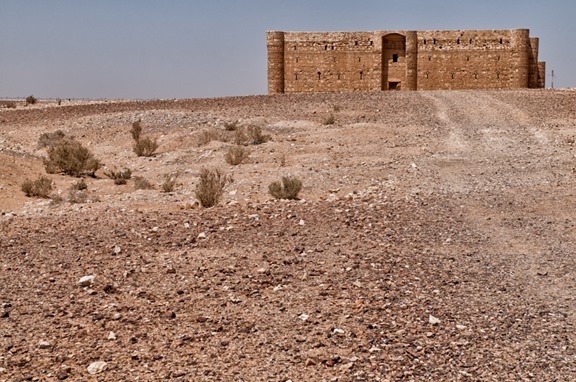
[267,29,545,94]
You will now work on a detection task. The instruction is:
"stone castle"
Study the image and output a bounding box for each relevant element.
[267,29,545,94]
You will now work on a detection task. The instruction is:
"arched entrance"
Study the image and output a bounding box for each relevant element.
[382,34,406,90]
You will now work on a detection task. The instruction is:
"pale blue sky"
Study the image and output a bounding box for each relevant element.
[0,0,573,99]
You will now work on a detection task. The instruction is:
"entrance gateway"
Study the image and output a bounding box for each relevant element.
[382,33,406,90]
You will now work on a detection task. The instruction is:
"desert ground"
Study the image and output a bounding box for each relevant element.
[1,89,576,381]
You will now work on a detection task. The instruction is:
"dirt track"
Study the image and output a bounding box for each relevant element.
[1,89,576,381]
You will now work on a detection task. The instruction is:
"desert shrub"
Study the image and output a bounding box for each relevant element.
[21,176,53,198]
[161,173,179,193]
[44,138,100,177]
[269,176,303,200]
[134,176,154,190]
[26,95,37,105]
[247,125,270,145]
[234,128,249,145]
[104,168,132,185]
[67,189,88,204]
[225,146,250,165]
[323,114,336,125]
[0,101,16,109]
[198,128,229,146]
[71,178,88,191]
[133,137,158,157]
[57,99,62,106]
[130,119,142,141]
[49,193,64,205]
[333,105,341,112]
[38,130,66,148]
[224,120,239,131]
[234,125,271,146]
[195,168,229,208]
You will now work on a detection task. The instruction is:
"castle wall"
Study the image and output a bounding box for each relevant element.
[267,29,545,94]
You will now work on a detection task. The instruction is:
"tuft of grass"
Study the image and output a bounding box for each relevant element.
[134,176,154,190]
[224,120,239,131]
[67,189,88,204]
[133,137,158,157]
[234,125,271,146]
[198,128,229,146]
[161,173,179,193]
[25,95,37,105]
[71,178,88,191]
[225,145,250,165]
[44,138,100,177]
[323,114,336,125]
[269,176,303,200]
[104,168,132,185]
[21,176,53,198]
[38,130,66,148]
[195,168,230,208]
[130,119,142,141]
[0,101,17,109]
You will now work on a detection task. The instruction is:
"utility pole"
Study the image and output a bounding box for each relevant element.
[551,69,555,89]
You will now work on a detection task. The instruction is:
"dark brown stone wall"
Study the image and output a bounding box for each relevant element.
[267,29,545,94]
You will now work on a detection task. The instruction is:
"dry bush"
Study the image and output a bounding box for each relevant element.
[269,176,303,200]
[162,173,179,193]
[67,190,88,204]
[21,176,53,198]
[38,130,66,148]
[130,119,142,141]
[234,125,271,146]
[71,178,87,191]
[224,120,239,131]
[323,114,336,125]
[134,176,154,190]
[247,125,271,145]
[133,137,158,157]
[25,95,37,105]
[225,146,250,165]
[333,105,341,112]
[0,101,16,109]
[195,168,230,207]
[44,138,100,177]
[104,168,132,185]
[198,128,229,146]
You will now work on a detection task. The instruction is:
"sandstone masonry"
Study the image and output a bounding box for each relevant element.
[267,29,545,94]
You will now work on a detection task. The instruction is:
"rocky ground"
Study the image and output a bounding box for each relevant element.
[1,89,576,381]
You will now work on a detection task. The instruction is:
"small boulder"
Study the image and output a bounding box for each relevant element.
[79,275,95,287]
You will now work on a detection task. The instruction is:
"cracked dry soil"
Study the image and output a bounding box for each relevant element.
[1,89,576,381]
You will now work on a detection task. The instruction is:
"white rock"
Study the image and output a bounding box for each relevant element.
[113,245,121,255]
[38,340,51,349]
[429,315,441,325]
[0,367,6,373]
[333,328,345,334]
[184,222,190,229]
[87,361,107,374]
[298,219,305,226]
[298,313,309,321]
[456,324,467,330]
[79,275,95,287]
[107,331,117,340]
[197,232,207,239]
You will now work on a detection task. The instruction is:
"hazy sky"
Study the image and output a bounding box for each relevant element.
[1,0,573,99]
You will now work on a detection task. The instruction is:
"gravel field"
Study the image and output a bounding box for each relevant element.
[1,89,576,381]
